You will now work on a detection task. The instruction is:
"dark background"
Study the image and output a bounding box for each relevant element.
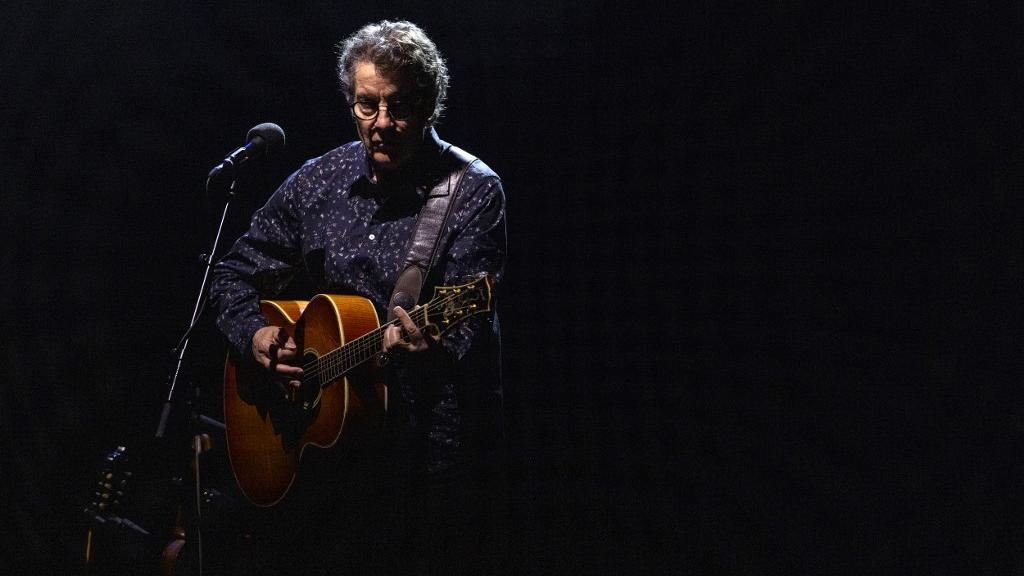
[3,2,1023,574]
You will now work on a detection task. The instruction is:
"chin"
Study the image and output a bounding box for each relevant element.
[372,152,404,172]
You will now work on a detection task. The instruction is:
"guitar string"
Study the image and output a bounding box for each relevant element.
[296,288,479,384]
[303,292,454,383]
[311,286,476,380]
[309,293,448,377]
[316,305,423,377]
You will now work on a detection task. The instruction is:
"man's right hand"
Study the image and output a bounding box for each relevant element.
[252,326,303,389]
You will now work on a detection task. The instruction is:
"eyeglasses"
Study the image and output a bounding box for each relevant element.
[350,97,418,121]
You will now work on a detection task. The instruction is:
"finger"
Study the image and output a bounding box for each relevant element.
[263,342,279,371]
[388,327,404,351]
[393,307,422,343]
[273,363,303,377]
[383,324,402,351]
[263,344,302,377]
[282,335,298,353]
[270,328,298,354]
[275,345,298,362]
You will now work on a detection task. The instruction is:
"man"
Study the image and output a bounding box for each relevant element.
[209,20,507,575]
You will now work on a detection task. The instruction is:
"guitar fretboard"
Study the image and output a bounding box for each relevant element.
[301,305,430,388]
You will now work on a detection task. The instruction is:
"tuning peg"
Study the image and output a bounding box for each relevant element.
[202,487,222,504]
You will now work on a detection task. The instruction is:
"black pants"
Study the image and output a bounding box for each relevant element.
[204,452,509,576]
[386,464,510,575]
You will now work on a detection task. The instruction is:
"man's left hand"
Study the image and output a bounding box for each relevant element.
[383,305,438,355]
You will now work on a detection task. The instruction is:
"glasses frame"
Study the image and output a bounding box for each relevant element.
[349,96,420,122]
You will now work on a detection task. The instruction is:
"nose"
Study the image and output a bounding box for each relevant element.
[372,104,394,129]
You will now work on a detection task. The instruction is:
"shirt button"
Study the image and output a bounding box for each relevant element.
[368,234,376,240]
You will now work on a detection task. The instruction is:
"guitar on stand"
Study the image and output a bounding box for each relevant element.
[80,443,184,575]
[81,437,242,574]
[82,445,148,570]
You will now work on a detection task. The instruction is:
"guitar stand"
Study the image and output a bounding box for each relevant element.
[152,174,240,576]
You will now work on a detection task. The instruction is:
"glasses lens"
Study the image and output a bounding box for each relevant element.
[389,101,413,120]
[352,98,416,121]
[353,101,377,120]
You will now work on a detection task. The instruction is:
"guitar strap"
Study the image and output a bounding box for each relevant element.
[387,144,477,321]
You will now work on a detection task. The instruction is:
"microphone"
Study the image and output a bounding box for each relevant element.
[207,122,285,193]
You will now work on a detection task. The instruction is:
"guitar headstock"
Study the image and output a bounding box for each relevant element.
[424,274,494,336]
[81,445,139,530]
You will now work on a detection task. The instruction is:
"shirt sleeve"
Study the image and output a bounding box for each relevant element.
[208,168,307,358]
[433,173,507,362]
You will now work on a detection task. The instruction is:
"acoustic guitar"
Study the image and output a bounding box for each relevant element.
[223,274,493,507]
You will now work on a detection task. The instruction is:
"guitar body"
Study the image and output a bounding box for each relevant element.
[224,295,386,507]
[223,275,493,507]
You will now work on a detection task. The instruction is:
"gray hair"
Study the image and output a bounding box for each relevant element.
[336,20,449,126]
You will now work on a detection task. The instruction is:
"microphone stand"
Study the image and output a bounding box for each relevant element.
[154,172,239,576]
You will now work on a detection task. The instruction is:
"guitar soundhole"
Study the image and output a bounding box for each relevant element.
[297,351,323,412]
[264,351,322,451]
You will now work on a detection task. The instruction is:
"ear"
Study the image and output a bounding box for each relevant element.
[415,96,434,124]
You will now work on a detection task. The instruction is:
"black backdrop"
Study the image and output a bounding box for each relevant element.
[4,2,1023,574]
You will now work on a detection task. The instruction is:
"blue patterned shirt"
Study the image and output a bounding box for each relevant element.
[209,128,506,475]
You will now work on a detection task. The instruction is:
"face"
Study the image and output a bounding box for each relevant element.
[351,61,428,176]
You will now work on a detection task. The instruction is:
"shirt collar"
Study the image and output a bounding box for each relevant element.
[351,127,449,201]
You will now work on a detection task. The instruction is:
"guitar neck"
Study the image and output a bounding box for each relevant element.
[308,305,430,385]
[304,275,492,387]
